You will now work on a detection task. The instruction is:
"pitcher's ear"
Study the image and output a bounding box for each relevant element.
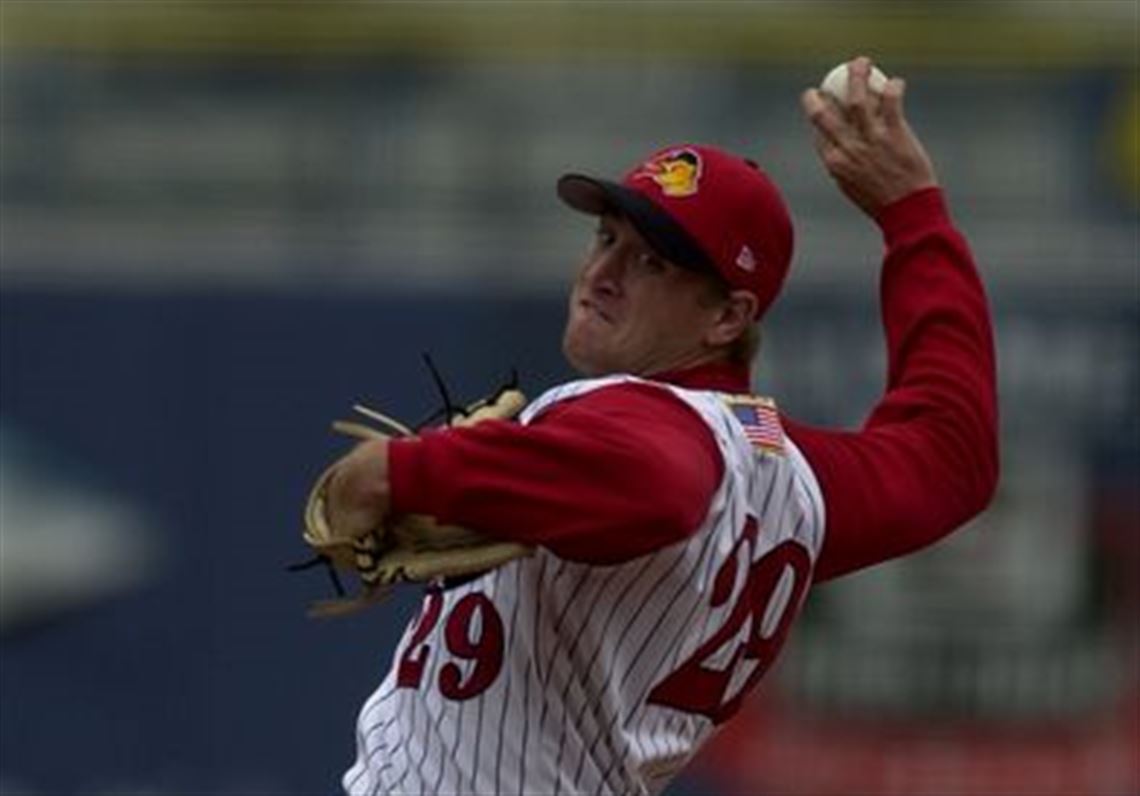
[706,290,758,347]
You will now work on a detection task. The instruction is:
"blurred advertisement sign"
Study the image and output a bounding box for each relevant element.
[699,699,1137,795]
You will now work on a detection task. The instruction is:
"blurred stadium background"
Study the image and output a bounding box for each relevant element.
[1,1,1136,794]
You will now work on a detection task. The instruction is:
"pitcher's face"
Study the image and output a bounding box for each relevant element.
[562,214,727,377]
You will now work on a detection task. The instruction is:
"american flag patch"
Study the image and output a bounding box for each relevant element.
[726,397,785,453]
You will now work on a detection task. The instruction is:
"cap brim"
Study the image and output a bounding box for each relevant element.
[556,174,717,276]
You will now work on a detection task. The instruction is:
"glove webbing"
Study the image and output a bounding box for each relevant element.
[289,359,524,616]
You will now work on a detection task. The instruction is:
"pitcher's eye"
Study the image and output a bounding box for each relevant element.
[637,251,666,273]
[593,224,616,248]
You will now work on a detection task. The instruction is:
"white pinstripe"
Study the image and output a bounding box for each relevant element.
[344,376,825,795]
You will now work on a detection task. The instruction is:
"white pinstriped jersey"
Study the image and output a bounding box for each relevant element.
[344,375,825,795]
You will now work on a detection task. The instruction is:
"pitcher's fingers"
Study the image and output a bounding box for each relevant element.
[845,57,876,133]
[809,129,833,164]
[802,88,846,145]
[881,77,907,129]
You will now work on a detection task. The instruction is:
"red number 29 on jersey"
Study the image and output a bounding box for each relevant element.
[647,517,811,725]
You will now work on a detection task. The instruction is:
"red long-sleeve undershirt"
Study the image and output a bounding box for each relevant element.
[389,187,999,580]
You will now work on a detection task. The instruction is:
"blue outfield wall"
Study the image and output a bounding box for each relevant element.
[0,289,579,793]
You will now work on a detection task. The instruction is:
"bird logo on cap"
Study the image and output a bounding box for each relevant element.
[632,148,702,197]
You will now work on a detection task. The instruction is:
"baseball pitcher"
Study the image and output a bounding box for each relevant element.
[307,58,999,795]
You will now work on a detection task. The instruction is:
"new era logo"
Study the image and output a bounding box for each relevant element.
[735,245,757,272]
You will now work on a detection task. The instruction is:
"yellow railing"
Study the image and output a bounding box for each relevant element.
[1,1,1135,68]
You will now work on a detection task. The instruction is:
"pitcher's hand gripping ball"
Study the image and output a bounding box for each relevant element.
[820,60,889,105]
[296,384,531,618]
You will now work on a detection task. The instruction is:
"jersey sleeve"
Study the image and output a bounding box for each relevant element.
[783,187,1000,583]
[387,383,723,564]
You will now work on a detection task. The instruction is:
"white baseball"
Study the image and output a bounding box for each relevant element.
[820,62,889,104]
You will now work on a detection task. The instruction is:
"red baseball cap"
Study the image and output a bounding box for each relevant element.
[557,144,794,319]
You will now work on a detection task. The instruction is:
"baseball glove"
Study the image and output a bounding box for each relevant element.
[294,382,533,618]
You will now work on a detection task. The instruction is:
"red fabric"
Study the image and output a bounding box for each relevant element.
[788,187,999,581]
[620,144,794,315]
[652,360,750,393]
[389,382,723,564]
[390,186,998,577]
